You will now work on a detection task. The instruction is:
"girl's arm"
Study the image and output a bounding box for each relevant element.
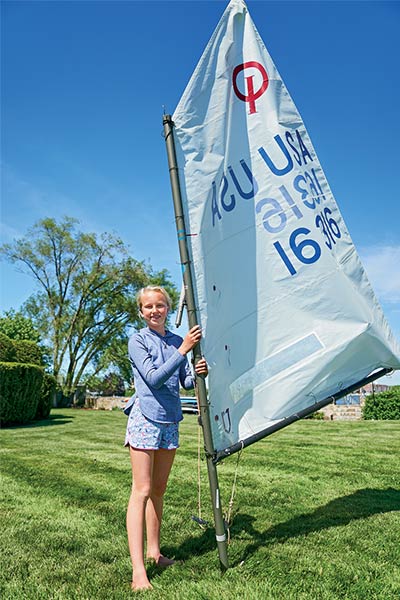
[129,334,185,389]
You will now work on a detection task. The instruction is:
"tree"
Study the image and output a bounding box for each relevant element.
[0,217,177,394]
[0,309,41,343]
[0,309,51,367]
[83,371,126,397]
[91,335,133,386]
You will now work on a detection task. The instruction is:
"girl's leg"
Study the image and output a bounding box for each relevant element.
[145,448,176,564]
[127,447,154,590]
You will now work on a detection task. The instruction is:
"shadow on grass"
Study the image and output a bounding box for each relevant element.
[233,487,400,564]
[3,413,75,429]
[162,525,216,562]
[164,488,400,564]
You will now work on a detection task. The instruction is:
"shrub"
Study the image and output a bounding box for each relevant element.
[0,362,43,425]
[0,332,16,362]
[36,372,57,420]
[304,410,325,420]
[13,339,44,366]
[362,386,400,420]
[73,385,86,407]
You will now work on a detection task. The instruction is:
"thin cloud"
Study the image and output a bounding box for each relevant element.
[360,245,400,305]
[2,162,87,227]
[0,222,23,243]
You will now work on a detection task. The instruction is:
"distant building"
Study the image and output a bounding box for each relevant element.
[358,382,391,395]
[319,382,393,420]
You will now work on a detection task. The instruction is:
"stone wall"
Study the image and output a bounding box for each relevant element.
[319,402,362,421]
[85,396,128,411]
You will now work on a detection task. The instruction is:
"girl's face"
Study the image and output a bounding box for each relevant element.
[140,291,169,334]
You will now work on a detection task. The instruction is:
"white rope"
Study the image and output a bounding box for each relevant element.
[197,421,205,525]
[224,443,243,543]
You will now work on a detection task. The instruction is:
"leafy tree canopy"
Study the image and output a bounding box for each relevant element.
[0,309,41,343]
[83,371,126,397]
[0,217,177,394]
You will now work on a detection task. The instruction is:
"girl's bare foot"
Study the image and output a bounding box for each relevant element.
[131,573,153,591]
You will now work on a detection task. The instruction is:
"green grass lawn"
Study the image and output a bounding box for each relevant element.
[1,409,399,599]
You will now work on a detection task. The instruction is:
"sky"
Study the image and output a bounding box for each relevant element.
[1,0,400,384]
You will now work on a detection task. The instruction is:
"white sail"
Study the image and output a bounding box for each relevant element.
[172,0,400,454]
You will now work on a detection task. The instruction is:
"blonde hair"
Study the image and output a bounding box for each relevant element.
[137,286,172,311]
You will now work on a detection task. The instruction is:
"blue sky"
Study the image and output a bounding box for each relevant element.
[1,0,400,384]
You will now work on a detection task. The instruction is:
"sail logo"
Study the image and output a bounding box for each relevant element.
[232,61,269,114]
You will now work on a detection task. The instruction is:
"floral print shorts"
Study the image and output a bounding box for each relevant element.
[124,398,179,450]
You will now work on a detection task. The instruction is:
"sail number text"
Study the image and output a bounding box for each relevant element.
[274,208,341,276]
[210,127,342,277]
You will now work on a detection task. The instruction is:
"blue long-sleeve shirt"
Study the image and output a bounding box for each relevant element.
[125,327,194,423]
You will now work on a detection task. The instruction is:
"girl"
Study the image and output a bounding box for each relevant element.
[125,285,207,590]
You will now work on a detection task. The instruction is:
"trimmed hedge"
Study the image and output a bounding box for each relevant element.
[0,362,44,425]
[0,332,54,424]
[362,386,400,420]
[0,332,16,362]
[13,339,44,366]
[36,372,57,420]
